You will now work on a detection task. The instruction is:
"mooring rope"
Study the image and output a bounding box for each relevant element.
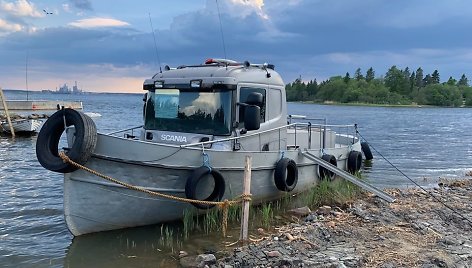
[356,130,472,227]
[59,151,252,236]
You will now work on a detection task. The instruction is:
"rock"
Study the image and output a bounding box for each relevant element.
[179,250,189,258]
[288,206,311,217]
[273,236,279,241]
[316,205,332,215]
[265,250,281,258]
[196,254,216,267]
[180,256,199,268]
[305,214,317,222]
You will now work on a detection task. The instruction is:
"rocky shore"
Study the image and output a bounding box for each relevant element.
[182,179,472,268]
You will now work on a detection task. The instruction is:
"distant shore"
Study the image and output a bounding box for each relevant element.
[293,100,459,108]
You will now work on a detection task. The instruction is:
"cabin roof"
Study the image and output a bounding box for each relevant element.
[144,61,285,88]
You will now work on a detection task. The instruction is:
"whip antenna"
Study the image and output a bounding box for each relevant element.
[215,0,227,60]
[148,13,162,73]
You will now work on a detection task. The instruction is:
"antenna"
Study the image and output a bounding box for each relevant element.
[148,13,162,73]
[215,0,227,61]
[26,51,29,101]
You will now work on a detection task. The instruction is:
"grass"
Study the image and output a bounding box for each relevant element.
[303,172,365,208]
[174,174,366,244]
[260,203,273,229]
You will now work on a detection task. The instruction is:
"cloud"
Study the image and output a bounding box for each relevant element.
[69,0,92,11]
[0,0,43,17]
[228,0,268,19]
[62,3,71,13]
[68,18,130,28]
[0,17,22,33]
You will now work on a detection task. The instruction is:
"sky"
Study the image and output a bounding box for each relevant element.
[1,0,472,93]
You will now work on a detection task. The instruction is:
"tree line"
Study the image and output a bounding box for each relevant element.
[286,66,472,107]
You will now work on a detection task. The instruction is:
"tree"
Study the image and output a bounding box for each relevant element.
[354,68,364,81]
[409,71,416,91]
[423,74,433,86]
[431,70,440,84]
[343,72,350,83]
[458,74,469,86]
[385,65,410,95]
[446,76,457,86]
[366,67,375,82]
[415,67,424,88]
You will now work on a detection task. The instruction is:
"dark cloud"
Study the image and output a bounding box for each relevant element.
[2,0,472,90]
[69,0,93,11]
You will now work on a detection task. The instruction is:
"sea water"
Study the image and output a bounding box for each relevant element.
[1,90,472,267]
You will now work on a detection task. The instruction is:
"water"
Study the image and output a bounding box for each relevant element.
[1,91,472,267]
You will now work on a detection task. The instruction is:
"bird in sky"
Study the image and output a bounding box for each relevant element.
[43,9,53,15]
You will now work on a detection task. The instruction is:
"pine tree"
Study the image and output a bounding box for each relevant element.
[423,74,433,86]
[343,72,350,83]
[458,74,469,86]
[366,67,375,82]
[409,71,416,90]
[431,70,440,84]
[446,76,457,86]
[354,68,364,81]
[415,67,424,88]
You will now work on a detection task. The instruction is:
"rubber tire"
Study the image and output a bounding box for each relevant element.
[36,109,97,173]
[347,151,362,174]
[319,154,337,180]
[274,158,298,192]
[361,142,373,160]
[185,166,226,209]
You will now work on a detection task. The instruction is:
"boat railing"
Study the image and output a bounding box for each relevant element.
[106,122,358,152]
[182,121,358,152]
[107,125,143,138]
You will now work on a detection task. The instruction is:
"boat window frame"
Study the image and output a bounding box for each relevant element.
[144,84,236,136]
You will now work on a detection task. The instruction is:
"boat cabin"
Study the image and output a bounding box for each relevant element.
[142,59,288,151]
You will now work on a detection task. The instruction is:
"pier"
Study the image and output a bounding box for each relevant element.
[0,100,83,111]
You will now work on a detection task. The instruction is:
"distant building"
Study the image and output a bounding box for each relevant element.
[57,81,83,94]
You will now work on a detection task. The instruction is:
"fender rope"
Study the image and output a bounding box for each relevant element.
[59,151,252,236]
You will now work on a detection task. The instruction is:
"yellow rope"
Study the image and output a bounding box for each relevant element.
[59,152,252,236]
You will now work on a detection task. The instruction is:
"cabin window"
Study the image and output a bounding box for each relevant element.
[145,89,232,135]
[239,87,266,126]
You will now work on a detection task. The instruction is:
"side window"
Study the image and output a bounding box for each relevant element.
[239,87,266,126]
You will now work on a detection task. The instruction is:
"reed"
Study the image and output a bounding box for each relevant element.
[260,203,273,229]
[303,174,364,207]
[203,208,220,234]
[182,209,195,239]
[159,224,175,248]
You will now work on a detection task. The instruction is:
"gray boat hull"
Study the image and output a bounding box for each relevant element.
[64,133,360,236]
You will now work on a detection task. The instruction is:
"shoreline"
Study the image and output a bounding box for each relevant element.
[293,101,443,108]
[182,179,472,267]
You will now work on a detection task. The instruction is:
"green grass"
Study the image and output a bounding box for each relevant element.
[260,203,273,229]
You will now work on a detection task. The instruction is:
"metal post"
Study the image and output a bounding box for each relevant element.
[0,87,15,137]
[240,155,252,242]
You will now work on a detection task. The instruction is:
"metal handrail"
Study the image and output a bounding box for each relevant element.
[107,125,143,135]
[105,122,358,151]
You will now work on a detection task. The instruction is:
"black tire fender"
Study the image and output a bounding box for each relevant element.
[36,109,97,173]
[274,158,298,192]
[319,154,337,180]
[361,142,373,160]
[185,166,226,209]
[347,150,362,174]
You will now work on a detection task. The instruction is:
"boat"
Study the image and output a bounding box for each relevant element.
[1,117,42,134]
[35,59,393,236]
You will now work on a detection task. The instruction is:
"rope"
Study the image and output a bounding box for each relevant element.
[59,152,253,235]
[355,130,472,228]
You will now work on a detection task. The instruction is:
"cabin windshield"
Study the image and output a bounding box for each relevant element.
[144,89,233,135]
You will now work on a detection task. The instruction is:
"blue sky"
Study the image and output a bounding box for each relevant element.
[1,0,471,92]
